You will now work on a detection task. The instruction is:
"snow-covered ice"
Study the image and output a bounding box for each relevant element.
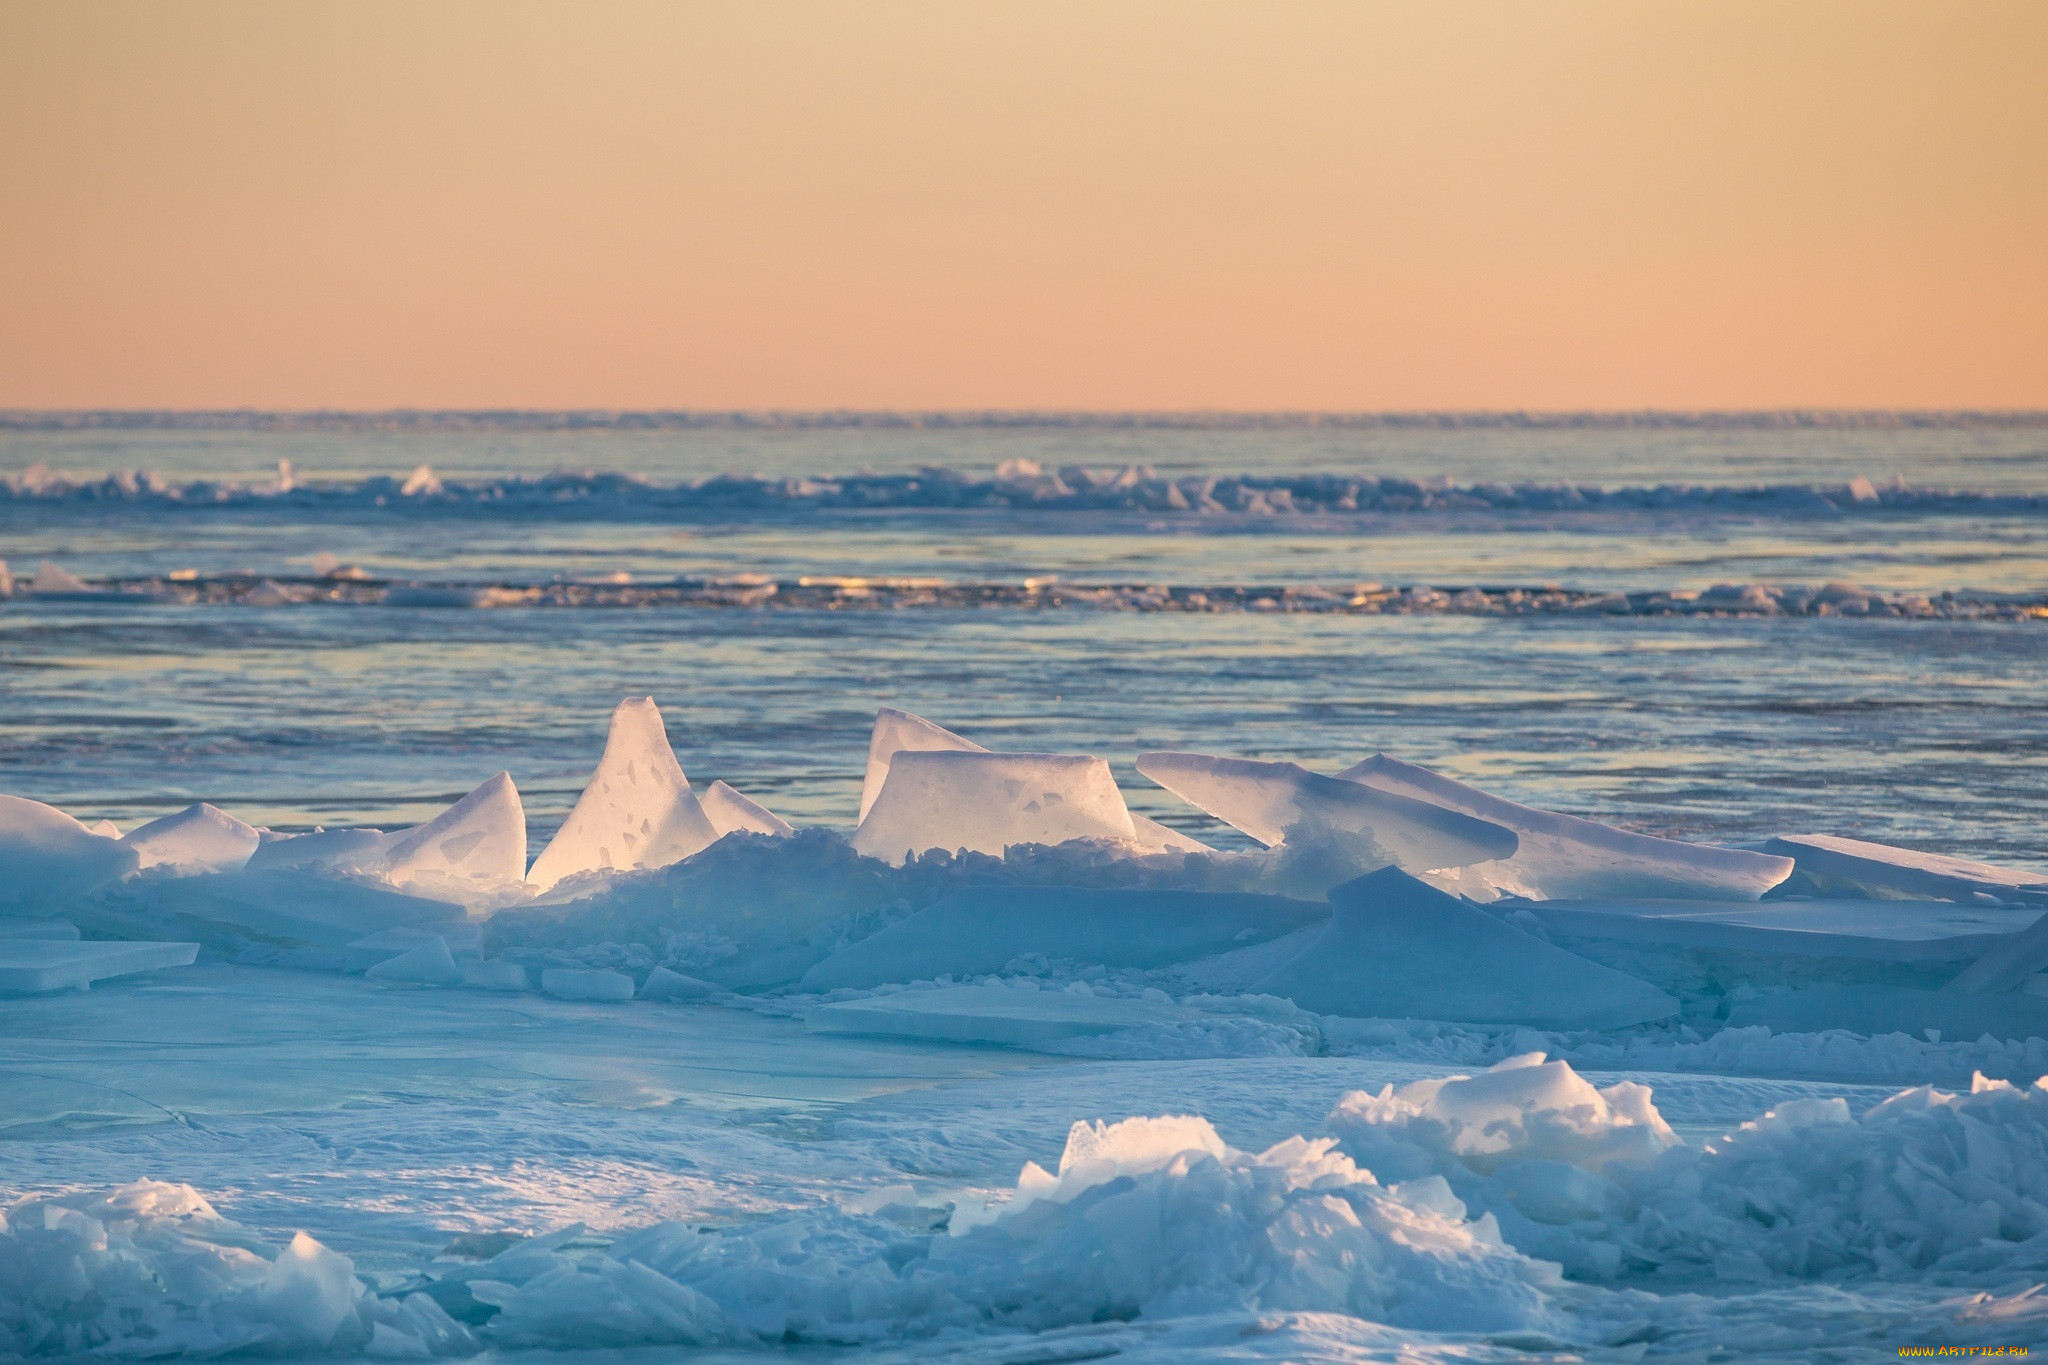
[799,886,1329,992]
[0,793,139,912]
[526,698,719,890]
[853,750,1138,864]
[1255,868,1679,1029]
[119,801,261,874]
[1339,752,1794,901]
[1135,751,1518,879]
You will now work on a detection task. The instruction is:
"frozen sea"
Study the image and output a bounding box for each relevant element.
[4,413,2048,1360]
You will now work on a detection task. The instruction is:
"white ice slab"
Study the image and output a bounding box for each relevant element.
[1519,898,2044,963]
[858,707,984,823]
[542,967,634,1002]
[853,750,1137,865]
[1337,753,1793,902]
[527,698,719,890]
[0,939,198,994]
[801,886,1329,992]
[1759,833,2048,905]
[147,869,466,950]
[364,936,464,986]
[120,802,261,874]
[378,772,527,889]
[807,984,1192,1047]
[1136,752,1517,874]
[1254,867,1678,1030]
[245,827,404,875]
[0,793,140,911]
[700,781,795,839]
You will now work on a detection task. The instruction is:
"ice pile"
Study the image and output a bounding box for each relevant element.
[1325,1054,2048,1287]
[0,1181,472,1358]
[443,1113,1565,1348]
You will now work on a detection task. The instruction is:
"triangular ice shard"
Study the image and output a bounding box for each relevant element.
[853,750,1138,866]
[30,561,91,595]
[859,707,983,823]
[1254,867,1677,1029]
[1129,814,1215,854]
[1135,752,1516,874]
[0,794,140,909]
[701,781,794,838]
[1338,753,1791,902]
[379,772,528,888]
[121,802,261,874]
[526,698,719,890]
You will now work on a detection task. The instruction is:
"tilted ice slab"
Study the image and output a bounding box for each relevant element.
[861,706,1209,854]
[1338,752,1792,901]
[527,699,719,890]
[853,750,1137,865]
[0,939,197,994]
[0,793,140,912]
[801,886,1330,992]
[120,802,261,874]
[378,772,527,890]
[1136,752,1516,874]
[140,869,467,950]
[1255,867,1678,1029]
[700,781,794,838]
[1758,832,2048,905]
[1519,897,2044,963]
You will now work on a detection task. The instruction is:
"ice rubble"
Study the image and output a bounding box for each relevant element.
[1255,868,1678,1030]
[800,886,1329,992]
[0,1181,472,1359]
[0,793,140,911]
[526,698,719,890]
[854,751,1138,864]
[1760,832,2048,904]
[119,802,260,874]
[699,780,793,838]
[1338,752,1792,901]
[1135,751,1518,877]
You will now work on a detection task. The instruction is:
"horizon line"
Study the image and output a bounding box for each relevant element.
[5,408,2048,434]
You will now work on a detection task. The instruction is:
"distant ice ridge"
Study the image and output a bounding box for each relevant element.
[23,1062,2048,1356]
[7,459,2046,518]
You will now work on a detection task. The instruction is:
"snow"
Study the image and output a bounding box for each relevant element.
[1761,831,2048,903]
[1520,896,2042,962]
[1254,867,1679,1029]
[808,984,1197,1048]
[852,750,1138,864]
[800,885,1329,992]
[1135,752,1518,879]
[377,772,527,893]
[540,967,635,1002]
[1339,752,1794,901]
[0,793,140,912]
[526,698,719,890]
[364,936,464,987]
[0,939,197,993]
[119,801,261,874]
[135,869,467,950]
[698,780,794,839]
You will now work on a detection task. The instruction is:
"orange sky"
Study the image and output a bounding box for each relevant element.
[1,0,2043,411]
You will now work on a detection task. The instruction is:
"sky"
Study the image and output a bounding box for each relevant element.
[0,1,2043,412]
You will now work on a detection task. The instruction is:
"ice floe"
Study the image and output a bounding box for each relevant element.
[0,939,197,994]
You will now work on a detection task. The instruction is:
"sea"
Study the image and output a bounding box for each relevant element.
[4,412,2045,873]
